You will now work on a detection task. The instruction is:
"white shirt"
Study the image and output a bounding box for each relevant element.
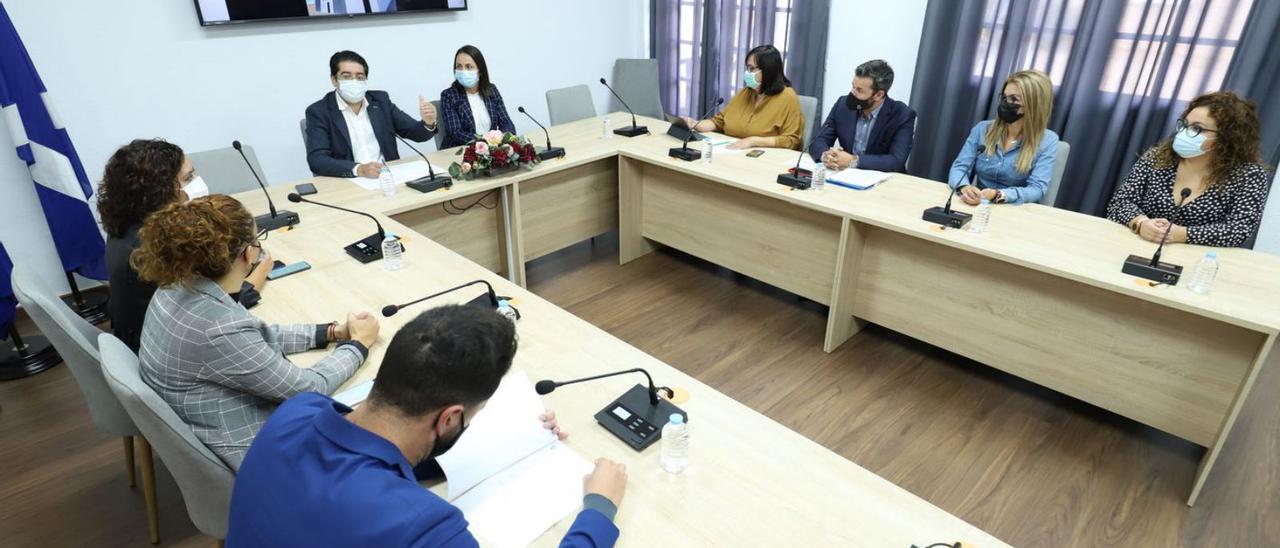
[467,91,491,135]
[336,94,381,176]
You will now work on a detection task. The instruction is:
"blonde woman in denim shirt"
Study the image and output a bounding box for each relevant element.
[948,70,1059,205]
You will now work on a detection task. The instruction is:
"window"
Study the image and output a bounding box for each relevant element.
[670,0,795,114]
[972,0,1251,101]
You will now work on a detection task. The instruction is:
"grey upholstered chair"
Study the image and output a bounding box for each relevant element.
[611,58,664,119]
[299,118,309,150]
[797,94,819,150]
[99,333,236,546]
[1041,141,1072,206]
[10,264,160,543]
[187,144,266,196]
[546,85,597,125]
[430,99,446,150]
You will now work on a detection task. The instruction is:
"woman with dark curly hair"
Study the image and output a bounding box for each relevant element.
[131,195,379,470]
[1107,91,1272,247]
[99,139,273,351]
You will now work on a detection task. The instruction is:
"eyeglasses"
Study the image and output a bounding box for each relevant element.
[1175,119,1218,138]
[1000,93,1022,105]
[336,74,368,82]
[256,227,269,242]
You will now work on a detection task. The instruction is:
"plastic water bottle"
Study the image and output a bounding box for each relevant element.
[1186,251,1219,294]
[968,198,991,233]
[602,117,613,139]
[811,164,827,192]
[378,164,396,197]
[660,413,689,474]
[381,232,403,271]
[702,140,713,164]
[496,299,519,322]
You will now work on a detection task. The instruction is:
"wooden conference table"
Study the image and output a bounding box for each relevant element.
[243,206,1008,546]
[240,113,1280,508]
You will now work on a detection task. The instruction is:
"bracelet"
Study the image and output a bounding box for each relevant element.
[326,322,337,343]
[1133,219,1146,234]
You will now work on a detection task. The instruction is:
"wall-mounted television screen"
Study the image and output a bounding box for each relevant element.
[195,0,467,26]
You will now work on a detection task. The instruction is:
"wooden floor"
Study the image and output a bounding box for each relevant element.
[2,233,1278,547]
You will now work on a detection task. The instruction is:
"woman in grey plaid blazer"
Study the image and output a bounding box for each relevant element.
[131,195,381,471]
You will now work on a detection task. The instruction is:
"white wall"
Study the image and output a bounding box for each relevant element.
[0,0,645,293]
[820,0,929,118]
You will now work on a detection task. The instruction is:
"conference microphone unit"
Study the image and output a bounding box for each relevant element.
[285,193,390,264]
[923,145,986,228]
[233,140,299,231]
[1122,187,1192,285]
[777,117,837,190]
[668,97,723,162]
[535,368,685,451]
[380,279,519,321]
[395,135,453,194]
[599,78,649,137]
[516,106,565,161]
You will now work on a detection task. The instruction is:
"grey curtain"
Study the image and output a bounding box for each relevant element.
[651,0,830,117]
[909,0,1268,216]
[1223,0,1280,168]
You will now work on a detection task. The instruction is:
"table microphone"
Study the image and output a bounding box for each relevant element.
[516,106,565,161]
[1122,187,1192,285]
[233,140,299,231]
[381,279,519,321]
[395,135,452,193]
[286,193,388,264]
[922,145,986,228]
[536,367,685,451]
[668,97,723,162]
[599,77,649,137]
[777,117,834,190]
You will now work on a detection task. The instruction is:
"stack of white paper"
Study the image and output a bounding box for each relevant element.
[345,160,441,191]
[435,372,592,548]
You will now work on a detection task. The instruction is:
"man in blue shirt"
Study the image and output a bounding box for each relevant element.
[227,305,628,547]
[808,59,917,173]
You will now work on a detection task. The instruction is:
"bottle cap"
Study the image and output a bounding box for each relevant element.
[1206,251,1218,259]
[669,413,684,425]
[383,232,397,241]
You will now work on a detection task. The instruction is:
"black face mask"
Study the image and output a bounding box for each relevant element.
[424,411,468,461]
[846,92,873,112]
[997,100,1024,123]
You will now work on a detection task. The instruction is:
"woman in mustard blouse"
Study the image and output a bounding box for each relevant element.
[683,44,804,151]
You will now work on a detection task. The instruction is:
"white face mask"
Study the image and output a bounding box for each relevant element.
[337,79,368,103]
[182,176,209,201]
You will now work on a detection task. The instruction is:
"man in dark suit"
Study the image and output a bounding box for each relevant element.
[808,59,916,173]
[304,50,438,178]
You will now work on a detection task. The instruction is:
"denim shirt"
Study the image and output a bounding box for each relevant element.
[947,120,1059,205]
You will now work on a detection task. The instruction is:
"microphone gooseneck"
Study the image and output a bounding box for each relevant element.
[599,77,639,129]
[286,193,384,238]
[381,279,499,317]
[395,134,438,179]
[946,145,987,214]
[517,106,554,151]
[233,140,279,217]
[536,368,663,405]
[682,97,724,151]
[1151,187,1192,267]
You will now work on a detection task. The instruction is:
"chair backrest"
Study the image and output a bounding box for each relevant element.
[611,59,664,119]
[1042,140,1071,206]
[430,99,446,150]
[10,264,136,437]
[99,333,235,539]
[299,118,309,150]
[1241,170,1273,249]
[546,85,597,125]
[797,95,819,150]
[187,145,266,196]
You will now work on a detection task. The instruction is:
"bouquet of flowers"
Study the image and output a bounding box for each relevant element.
[448,130,540,180]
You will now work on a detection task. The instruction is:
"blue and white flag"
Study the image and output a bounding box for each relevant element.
[0,2,106,283]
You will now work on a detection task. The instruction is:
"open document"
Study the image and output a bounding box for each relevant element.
[435,371,593,548]
[346,160,442,191]
[789,155,891,190]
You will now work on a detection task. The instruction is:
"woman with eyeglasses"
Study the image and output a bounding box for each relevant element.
[948,70,1060,205]
[98,139,274,352]
[132,195,380,471]
[682,44,804,151]
[1107,91,1270,247]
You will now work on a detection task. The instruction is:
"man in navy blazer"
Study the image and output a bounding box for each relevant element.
[304,50,438,178]
[226,305,629,548]
[808,59,916,173]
